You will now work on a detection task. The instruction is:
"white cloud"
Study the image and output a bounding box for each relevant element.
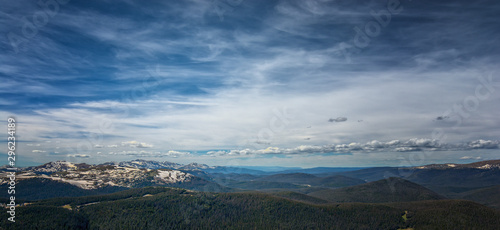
[107,150,190,158]
[467,140,499,149]
[121,141,154,148]
[67,154,90,158]
[460,156,482,160]
[206,139,499,156]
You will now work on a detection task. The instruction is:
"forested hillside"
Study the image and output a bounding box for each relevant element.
[1,187,499,230]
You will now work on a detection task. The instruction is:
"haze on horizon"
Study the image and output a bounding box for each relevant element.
[1,0,499,167]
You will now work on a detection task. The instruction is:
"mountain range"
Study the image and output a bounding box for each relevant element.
[1,159,499,229]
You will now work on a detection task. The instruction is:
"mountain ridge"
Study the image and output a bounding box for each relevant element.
[413,159,500,170]
[309,177,445,203]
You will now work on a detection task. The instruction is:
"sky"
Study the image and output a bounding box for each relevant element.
[1,0,499,167]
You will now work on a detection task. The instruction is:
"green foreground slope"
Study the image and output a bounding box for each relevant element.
[1,187,499,230]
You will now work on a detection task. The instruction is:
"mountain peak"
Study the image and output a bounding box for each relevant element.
[180,163,211,170]
[114,159,182,169]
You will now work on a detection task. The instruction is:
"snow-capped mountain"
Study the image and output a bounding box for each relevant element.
[179,163,213,170]
[25,161,92,173]
[1,162,193,190]
[103,159,182,170]
[102,159,217,171]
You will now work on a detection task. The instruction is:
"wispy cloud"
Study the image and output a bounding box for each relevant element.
[1,0,500,166]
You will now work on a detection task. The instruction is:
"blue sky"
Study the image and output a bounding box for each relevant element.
[1,0,499,167]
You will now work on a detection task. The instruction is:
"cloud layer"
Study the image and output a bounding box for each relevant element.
[206,139,500,156]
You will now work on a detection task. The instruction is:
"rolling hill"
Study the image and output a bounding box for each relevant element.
[309,177,445,203]
[332,160,500,201]
[270,191,330,204]
[256,173,366,188]
[460,185,500,210]
[217,180,306,190]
